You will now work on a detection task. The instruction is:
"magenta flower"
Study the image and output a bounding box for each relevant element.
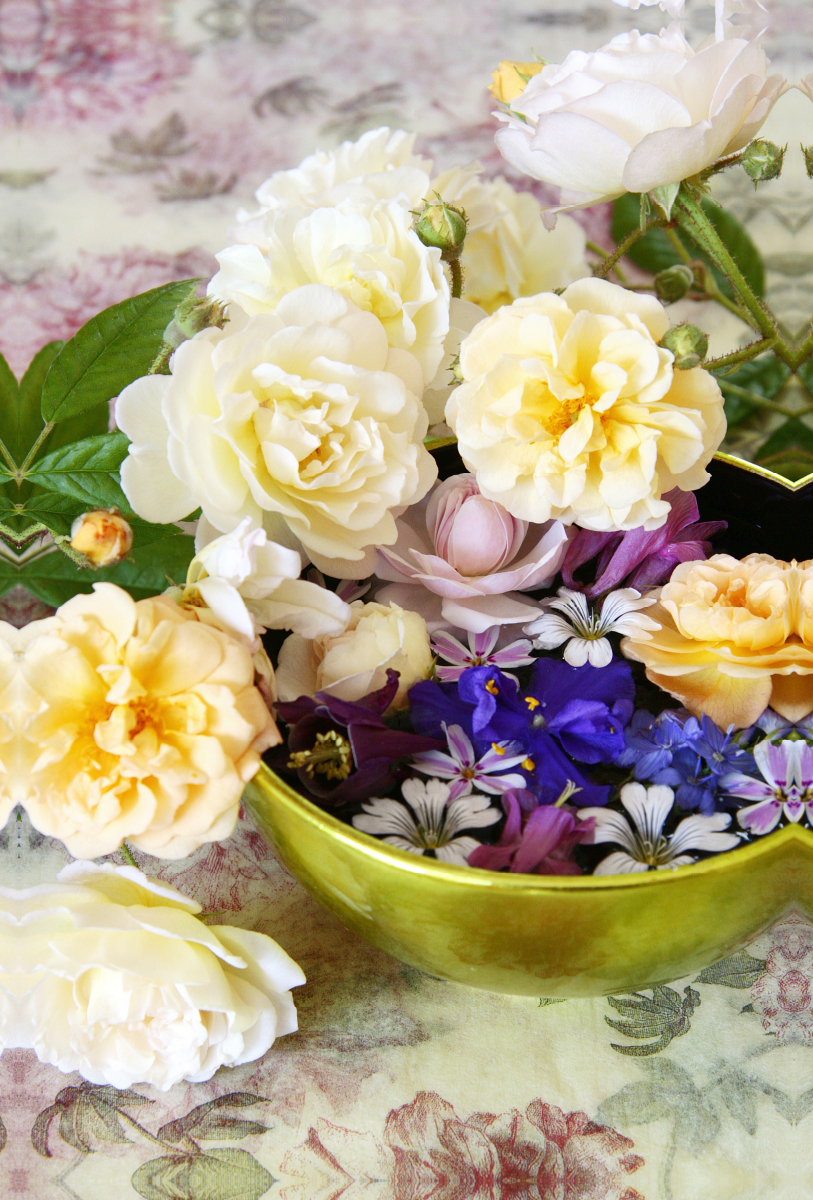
[431,627,535,683]
[411,723,528,799]
[562,489,727,600]
[724,739,813,834]
[468,789,594,874]
[376,473,568,632]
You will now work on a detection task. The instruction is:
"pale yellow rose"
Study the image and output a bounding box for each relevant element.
[276,600,432,710]
[490,61,545,103]
[447,278,726,532]
[19,584,280,860]
[621,554,813,729]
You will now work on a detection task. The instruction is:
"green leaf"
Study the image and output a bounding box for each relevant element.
[25,432,132,513]
[41,279,200,424]
[718,1072,759,1135]
[14,342,62,463]
[606,985,699,1056]
[710,353,791,428]
[17,532,195,607]
[0,351,19,468]
[132,1148,274,1200]
[158,1095,266,1146]
[696,949,767,989]
[611,193,765,299]
[756,420,813,481]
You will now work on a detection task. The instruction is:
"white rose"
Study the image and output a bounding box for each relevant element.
[167,515,351,648]
[430,164,589,313]
[446,278,726,532]
[252,126,432,211]
[209,198,450,386]
[495,25,786,219]
[116,285,437,578]
[276,600,432,710]
[15,862,305,1091]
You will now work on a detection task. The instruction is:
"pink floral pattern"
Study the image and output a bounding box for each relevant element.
[751,911,813,1039]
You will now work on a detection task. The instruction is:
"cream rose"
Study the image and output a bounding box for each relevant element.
[621,554,813,728]
[116,285,437,578]
[209,198,450,386]
[14,862,305,1091]
[495,26,786,219]
[19,583,279,860]
[430,164,589,314]
[446,278,726,532]
[276,600,432,710]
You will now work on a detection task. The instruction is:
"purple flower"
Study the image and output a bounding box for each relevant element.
[562,489,727,600]
[692,714,755,777]
[431,627,535,683]
[411,724,528,799]
[652,747,718,814]
[468,789,593,874]
[615,709,695,780]
[723,739,813,834]
[275,670,442,804]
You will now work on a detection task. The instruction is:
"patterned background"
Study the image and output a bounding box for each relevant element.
[2,2,813,1197]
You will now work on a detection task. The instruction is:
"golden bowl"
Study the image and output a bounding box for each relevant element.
[245,454,813,998]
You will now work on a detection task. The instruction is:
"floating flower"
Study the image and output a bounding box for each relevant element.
[494,26,786,220]
[468,787,594,874]
[723,739,813,834]
[561,488,726,600]
[651,746,717,814]
[376,473,569,632]
[620,554,813,729]
[352,777,500,865]
[525,588,660,668]
[615,708,696,779]
[276,600,433,711]
[430,627,536,683]
[116,285,436,578]
[579,782,740,873]
[411,724,527,799]
[168,516,351,650]
[446,280,726,532]
[19,584,279,860]
[275,670,441,805]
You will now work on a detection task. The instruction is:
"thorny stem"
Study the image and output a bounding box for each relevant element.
[120,841,138,868]
[586,239,629,283]
[448,257,463,300]
[704,338,776,373]
[591,221,667,280]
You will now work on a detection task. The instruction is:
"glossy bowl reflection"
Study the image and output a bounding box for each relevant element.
[244,762,811,998]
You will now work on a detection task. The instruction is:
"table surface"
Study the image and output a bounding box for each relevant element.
[1,2,812,1198]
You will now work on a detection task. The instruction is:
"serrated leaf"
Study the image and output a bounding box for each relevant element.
[41,279,200,424]
[17,532,195,606]
[696,949,767,989]
[132,1148,274,1200]
[25,432,132,512]
[611,193,764,300]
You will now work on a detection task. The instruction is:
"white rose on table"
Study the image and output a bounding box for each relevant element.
[116,284,437,579]
[276,600,433,710]
[429,164,589,313]
[495,26,786,220]
[446,278,726,532]
[209,197,450,387]
[15,863,305,1091]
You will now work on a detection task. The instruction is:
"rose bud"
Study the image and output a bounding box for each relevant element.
[654,264,694,305]
[70,509,133,567]
[414,198,468,261]
[660,322,709,370]
[741,139,785,187]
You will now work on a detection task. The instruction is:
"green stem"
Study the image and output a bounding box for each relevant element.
[664,226,757,321]
[704,338,776,373]
[586,240,628,283]
[717,380,797,417]
[787,321,813,371]
[18,423,54,476]
[673,191,776,341]
[447,257,463,299]
[592,220,667,281]
[120,841,138,868]
[0,439,16,475]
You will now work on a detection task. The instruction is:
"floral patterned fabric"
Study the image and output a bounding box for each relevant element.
[1,1,812,1196]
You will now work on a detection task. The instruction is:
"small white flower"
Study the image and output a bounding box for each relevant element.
[578,782,740,874]
[524,587,660,668]
[352,777,501,865]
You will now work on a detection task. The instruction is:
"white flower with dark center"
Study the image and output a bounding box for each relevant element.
[578,782,740,874]
[524,587,660,667]
[352,777,500,865]
[410,723,528,800]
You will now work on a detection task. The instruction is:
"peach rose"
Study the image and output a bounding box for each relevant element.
[621,554,813,729]
[19,584,280,860]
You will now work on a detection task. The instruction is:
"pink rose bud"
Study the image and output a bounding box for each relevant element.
[428,475,527,577]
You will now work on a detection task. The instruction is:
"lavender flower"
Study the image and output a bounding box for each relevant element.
[723,739,813,834]
[411,723,528,799]
[431,627,535,683]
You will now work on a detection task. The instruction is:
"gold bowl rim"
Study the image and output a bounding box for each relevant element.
[253,762,810,894]
[713,451,813,492]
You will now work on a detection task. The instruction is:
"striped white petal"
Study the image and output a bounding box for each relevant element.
[578,807,639,854]
[666,812,739,857]
[593,851,651,875]
[620,782,674,843]
[436,837,483,865]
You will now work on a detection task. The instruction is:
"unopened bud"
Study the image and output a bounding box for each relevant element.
[70,509,133,567]
[660,323,709,370]
[150,293,228,374]
[654,264,695,304]
[741,140,785,187]
[803,143,813,180]
[489,60,544,104]
[414,198,468,261]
